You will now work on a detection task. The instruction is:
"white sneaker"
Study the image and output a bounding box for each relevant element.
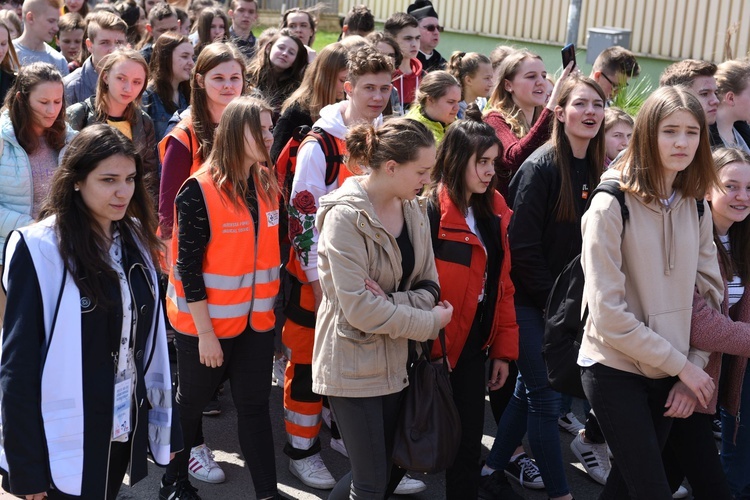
[673,485,689,499]
[272,355,287,387]
[394,475,426,495]
[188,444,226,484]
[570,429,611,486]
[558,411,585,435]
[289,453,336,489]
[330,437,348,458]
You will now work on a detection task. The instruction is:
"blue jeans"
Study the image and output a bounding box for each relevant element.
[722,364,750,499]
[485,306,569,497]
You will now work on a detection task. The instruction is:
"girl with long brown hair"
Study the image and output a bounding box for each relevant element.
[0,62,76,323]
[66,48,157,192]
[483,49,573,196]
[481,75,606,500]
[0,124,176,499]
[158,42,245,240]
[161,96,280,500]
[579,85,723,499]
[142,31,193,143]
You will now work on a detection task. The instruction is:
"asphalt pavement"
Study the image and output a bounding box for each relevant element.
[112,382,607,500]
[0,380,669,500]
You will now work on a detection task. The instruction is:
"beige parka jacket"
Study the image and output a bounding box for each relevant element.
[312,177,441,398]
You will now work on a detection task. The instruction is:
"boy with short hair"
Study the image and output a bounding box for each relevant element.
[340,4,373,38]
[227,0,257,61]
[56,11,84,71]
[139,2,178,64]
[590,46,640,100]
[660,59,720,128]
[14,0,68,75]
[384,12,424,111]
[63,10,127,105]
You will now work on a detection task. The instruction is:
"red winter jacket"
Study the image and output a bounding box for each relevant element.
[429,186,519,367]
[392,57,424,110]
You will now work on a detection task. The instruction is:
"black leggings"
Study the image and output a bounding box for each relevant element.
[328,392,406,500]
[167,328,277,499]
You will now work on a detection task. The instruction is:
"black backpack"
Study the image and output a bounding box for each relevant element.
[542,180,703,397]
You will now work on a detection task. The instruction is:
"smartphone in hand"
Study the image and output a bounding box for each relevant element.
[562,43,576,69]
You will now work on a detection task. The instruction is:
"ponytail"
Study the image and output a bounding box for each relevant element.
[346,118,435,172]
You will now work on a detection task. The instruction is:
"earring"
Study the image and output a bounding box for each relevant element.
[74,186,80,191]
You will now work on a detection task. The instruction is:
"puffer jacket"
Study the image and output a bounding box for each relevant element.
[312,176,441,398]
[0,110,77,258]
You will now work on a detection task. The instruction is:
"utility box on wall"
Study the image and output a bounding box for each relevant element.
[586,27,632,64]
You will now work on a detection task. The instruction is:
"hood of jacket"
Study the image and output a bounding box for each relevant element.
[314,101,384,141]
[393,56,423,82]
[0,110,20,148]
[600,165,690,276]
[392,58,423,105]
[318,174,375,224]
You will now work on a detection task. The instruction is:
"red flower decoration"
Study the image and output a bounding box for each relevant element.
[293,190,317,214]
[288,217,303,239]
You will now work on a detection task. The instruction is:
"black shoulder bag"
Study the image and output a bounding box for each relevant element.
[392,329,462,473]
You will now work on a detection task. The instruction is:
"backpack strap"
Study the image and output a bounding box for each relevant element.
[308,126,343,186]
[697,198,705,219]
[588,180,629,223]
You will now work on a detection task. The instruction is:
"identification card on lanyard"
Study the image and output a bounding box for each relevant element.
[112,378,132,440]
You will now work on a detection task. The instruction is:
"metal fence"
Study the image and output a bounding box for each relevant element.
[258,0,337,13]
[337,0,750,62]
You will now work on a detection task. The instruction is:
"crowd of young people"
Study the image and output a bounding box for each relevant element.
[0,0,747,499]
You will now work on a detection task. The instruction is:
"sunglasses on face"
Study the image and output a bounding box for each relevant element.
[422,24,444,33]
[601,73,628,91]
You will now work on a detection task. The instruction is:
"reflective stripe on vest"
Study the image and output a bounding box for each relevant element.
[166,167,280,337]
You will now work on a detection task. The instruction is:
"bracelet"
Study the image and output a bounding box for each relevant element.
[197,329,215,336]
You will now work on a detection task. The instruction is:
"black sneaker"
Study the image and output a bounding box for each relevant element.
[202,389,221,416]
[504,453,545,489]
[712,417,722,439]
[478,470,523,500]
[159,476,202,500]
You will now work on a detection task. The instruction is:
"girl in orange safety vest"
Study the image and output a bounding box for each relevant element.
[161,96,281,500]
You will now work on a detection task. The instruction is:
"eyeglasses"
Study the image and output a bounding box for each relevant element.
[601,73,628,91]
[422,24,444,33]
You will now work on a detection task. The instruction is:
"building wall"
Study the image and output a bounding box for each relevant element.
[339,0,750,62]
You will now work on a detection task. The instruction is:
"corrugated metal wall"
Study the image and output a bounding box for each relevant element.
[337,0,750,62]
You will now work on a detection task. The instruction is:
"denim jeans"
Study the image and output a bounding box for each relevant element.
[485,305,569,497]
[721,364,750,499]
[582,363,675,500]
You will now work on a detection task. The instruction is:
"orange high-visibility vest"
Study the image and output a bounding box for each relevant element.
[158,118,204,175]
[166,167,281,337]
